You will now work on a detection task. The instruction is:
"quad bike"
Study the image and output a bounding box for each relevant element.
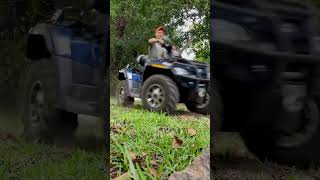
[19,0,108,144]
[117,38,210,114]
[213,0,320,166]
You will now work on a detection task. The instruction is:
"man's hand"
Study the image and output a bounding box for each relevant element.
[148,38,157,44]
[149,38,164,45]
[158,39,164,45]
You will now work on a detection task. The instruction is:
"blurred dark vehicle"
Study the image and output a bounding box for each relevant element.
[18,0,108,144]
[212,0,320,166]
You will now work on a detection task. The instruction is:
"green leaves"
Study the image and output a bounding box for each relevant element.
[111,0,210,71]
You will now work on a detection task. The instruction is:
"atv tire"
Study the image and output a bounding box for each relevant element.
[240,93,320,167]
[117,80,134,107]
[142,75,179,114]
[185,92,210,115]
[21,59,78,144]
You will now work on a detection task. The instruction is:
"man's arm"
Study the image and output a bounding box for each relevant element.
[149,38,164,45]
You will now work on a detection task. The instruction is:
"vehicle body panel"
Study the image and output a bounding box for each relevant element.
[213,0,320,131]
[27,20,106,116]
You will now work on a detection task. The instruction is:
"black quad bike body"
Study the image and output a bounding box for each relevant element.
[20,1,108,143]
[117,44,210,115]
[213,0,320,166]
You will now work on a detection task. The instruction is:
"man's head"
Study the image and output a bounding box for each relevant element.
[155,26,165,39]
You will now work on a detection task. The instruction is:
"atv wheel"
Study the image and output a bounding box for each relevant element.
[185,92,210,115]
[21,60,78,144]
[116,81,134,106]
[142,75,179,114]
[241,93,320,167]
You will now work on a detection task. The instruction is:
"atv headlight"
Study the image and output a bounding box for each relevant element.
[173,67,191,76]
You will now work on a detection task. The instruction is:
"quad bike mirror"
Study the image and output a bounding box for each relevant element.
[136,55,147,66]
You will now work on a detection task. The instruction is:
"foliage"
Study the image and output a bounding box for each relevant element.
[110,0,210,72]
[0,139,106,179]
[110,99,210,178]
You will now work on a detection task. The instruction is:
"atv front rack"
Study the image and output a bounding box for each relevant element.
[161,57,210,81]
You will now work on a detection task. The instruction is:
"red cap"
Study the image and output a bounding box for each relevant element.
[155,26,166,32]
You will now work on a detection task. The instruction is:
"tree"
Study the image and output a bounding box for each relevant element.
[110,0,210,72]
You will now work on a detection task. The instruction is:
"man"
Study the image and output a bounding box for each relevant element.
[148,26,172,60]
[148,26,165,45]
[136,26,172,65]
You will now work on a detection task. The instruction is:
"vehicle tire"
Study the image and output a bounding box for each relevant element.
[142,75,179,114]
[116,80,134,107]
[185,92,210,115]
[240,93,320,167]
[21,59,78,144]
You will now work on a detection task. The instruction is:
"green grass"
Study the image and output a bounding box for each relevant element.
[0,139,107,179]
[0,109,107,179]
[110,97,210,179]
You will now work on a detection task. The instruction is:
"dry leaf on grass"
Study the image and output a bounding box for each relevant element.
[149,168,157,177]
[192,144,195,148]
[110,166,119,179]
[141,152,148,157]
[111,126,121,133]
[150,160,158,166]
[172,136,183,148]
[187,128,197,136]
[113,172,129,180]
[129,151,137,161]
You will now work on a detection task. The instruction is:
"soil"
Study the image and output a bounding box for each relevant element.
[213,132,320,180]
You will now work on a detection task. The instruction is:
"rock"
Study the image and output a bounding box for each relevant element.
[168,149,210,180]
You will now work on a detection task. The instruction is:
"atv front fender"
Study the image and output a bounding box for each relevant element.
[118,69,126,80]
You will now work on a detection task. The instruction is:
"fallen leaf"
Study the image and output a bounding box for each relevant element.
[110,166,119,178]
[150,160,158,166]
[192,144,195,148]
[149,168,157,177]
[129,152,136,161]
[172,136,183,148]
[141,152,148,157]
[111,126,121,133]
[187,128,197,136]
[113,172,129,180]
